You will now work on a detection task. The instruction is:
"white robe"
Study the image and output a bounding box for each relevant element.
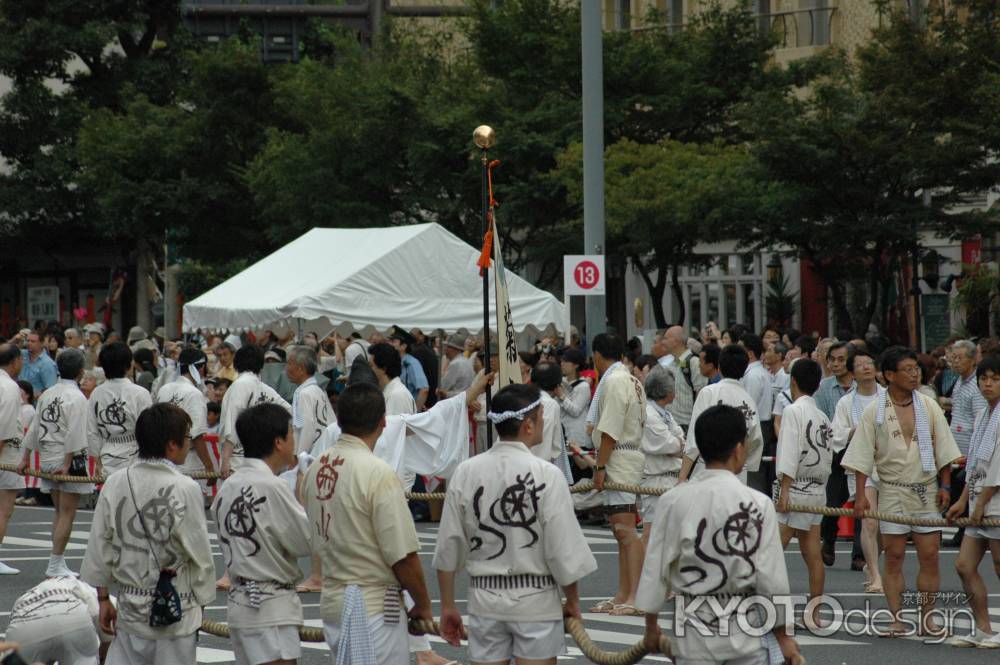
[22,379,89,468]
[640,402,685,523]
[314,393,471,485]
[220,372,291,459]
[432,439,598,621]
[211,458,312,629]
[559,379,592,448]
[775,395,833,506]
[0,368,25,465]
[684,379,764,480]
[155,377,209,478]
[635,469,789,662]
[87,378,153,473]
[292,378,333,456]
[80,460,215,640]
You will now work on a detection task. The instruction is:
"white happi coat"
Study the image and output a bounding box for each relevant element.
[590,364,647,487]
[212,458,312,629]
[635,469,789,661]
[433,440,598,621]
[684,379,764,479]
[315,392,471,487]
[22,379,89,468]
[535,390,561,464]
[292,377,333,456]
[80,460,214,640]
[155,376,208,478]
[0,368,25,467]
[220,372,291,460]
[966,405,1000,520]
[6,576,101,646]
[87,378,153,473]
[775,395,833,507]
[842,391,960,515]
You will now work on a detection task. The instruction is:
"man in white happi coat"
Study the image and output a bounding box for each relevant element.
[81,402,215,665]
[637,404,800,665]
[5,575,111,664]
[679,344,764,485]
[773,359,832,629]
[639,366,685,548]
[433,383,598,664]
[213,403,313,665]
[843,346,961,636]
[0,343,25,575]
[302,384,435,665]
[220,345,292,478]
[587,332,647,617]
[19,348,92,578]
[155,347,216,496]
[87,342,153,477]
[530,361,574,484]
[945,353,1000,648]
[832,350,885,592]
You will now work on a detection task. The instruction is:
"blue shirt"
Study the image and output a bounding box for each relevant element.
[708,373,722,385]
[400,353,429,397]
[19,350,58,395]
[814,375,855,420]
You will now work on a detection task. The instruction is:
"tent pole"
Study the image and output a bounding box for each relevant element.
[480,141,493,450]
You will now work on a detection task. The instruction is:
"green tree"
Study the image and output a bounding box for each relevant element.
[742,1,1000,335]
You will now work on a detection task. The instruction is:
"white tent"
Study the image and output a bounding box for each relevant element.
[182,223,566,336]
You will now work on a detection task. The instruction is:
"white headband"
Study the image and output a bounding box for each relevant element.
[487,397,543,424]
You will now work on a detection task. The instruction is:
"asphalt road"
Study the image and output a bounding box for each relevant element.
[1,504,997,664]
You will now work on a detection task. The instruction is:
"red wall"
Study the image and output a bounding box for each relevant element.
[799,259,828,337]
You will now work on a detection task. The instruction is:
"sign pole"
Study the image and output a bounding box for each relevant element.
[581,1,606,343]
[474,125,495,449]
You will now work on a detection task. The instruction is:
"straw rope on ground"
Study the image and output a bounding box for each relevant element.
[3,463,996,528]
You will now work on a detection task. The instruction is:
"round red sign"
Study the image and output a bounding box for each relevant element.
[573,260,601,290]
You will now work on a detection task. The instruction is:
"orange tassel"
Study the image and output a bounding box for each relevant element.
[477,225,493,276]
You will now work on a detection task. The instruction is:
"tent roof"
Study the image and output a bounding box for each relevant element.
[182,223,566,336]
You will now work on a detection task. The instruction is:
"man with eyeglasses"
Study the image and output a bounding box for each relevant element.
[843,346,961,637]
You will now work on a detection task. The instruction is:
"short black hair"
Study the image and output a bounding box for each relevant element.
[56,348,85,381]
[0,343,19,367]
[236,403,291,459]
[879,346,918,374]
[234,345,265,374]
[215,377,233,390]
[635,354,658,371]
[491,383,543,438]
[133,348,156,373]
[99,342,133,379]
[694,404,747,464]
[531,361,563,391]
[977,353,1000,380]
[790,358,822,395]
[741,333,764,359]
[16,380,34,404]
[727,323,749,345]
[207,401,221,416]
[338,383,386,437]
[369,342,401,379]
[592,332,624,361]
[700,343,721,368]
[178,347,207,375]
[848,349,875,373]
[794,335,817,357]
[718,344,750,380]
[136,402,191,460]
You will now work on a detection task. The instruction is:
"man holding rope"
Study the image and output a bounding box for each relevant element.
[637,404,800,665]
[433,383,597,665]
[0,343,25,575]
[843,346,961,637]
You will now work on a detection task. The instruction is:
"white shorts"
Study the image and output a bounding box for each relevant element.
[7,623,99,665]
[469,615,565,662]
[39,463,94,495]
[965,525,1000,541]
[324,612,408,665]
[879,511,944,536]
[106,627,197,665]
[776,510,823,532]
[0,469,24,491]
[675,647,769,665]
[231,625,301,665]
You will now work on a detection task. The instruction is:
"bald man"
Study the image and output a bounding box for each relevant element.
[661,326,706,433]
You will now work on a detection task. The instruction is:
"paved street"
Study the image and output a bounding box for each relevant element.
[1,504,998,664]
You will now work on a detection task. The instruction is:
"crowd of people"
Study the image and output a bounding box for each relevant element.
[1,316,1000,664]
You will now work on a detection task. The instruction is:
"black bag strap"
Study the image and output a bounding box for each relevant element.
[126,470,163,571]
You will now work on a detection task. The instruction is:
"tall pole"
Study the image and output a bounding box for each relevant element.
[474,125,495,449]
[582,1,606,343]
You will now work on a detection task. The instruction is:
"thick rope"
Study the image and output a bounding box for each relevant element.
[5,463,995,527]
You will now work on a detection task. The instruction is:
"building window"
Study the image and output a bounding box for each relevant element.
[616,0,632,30]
